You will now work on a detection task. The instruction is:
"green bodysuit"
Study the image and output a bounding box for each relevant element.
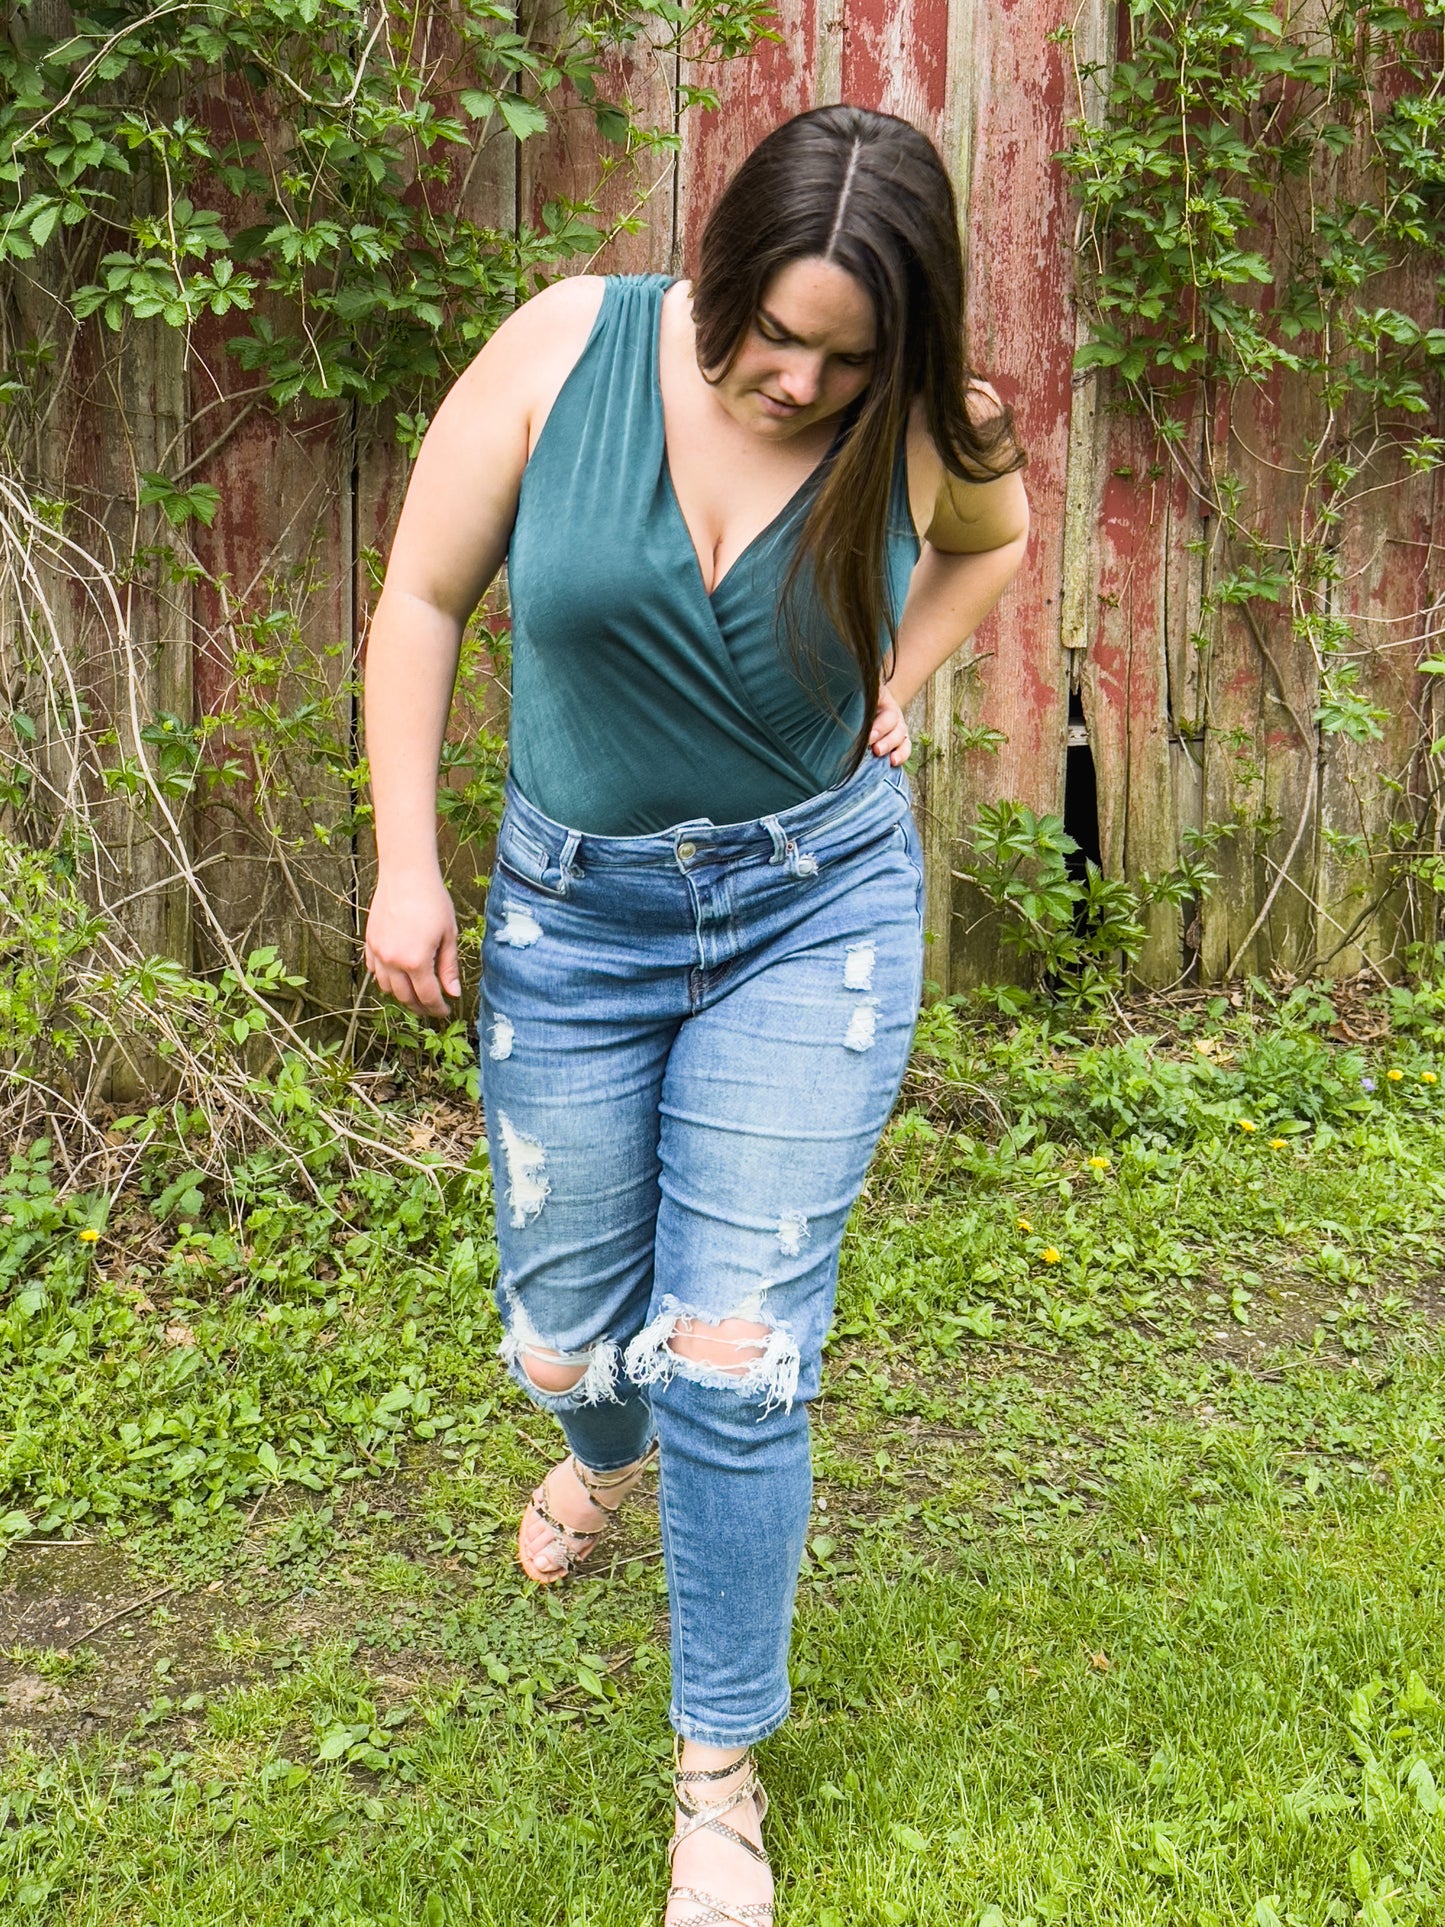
[504,274,920,835]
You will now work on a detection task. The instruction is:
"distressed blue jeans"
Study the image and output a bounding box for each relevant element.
[478,754,924,1744]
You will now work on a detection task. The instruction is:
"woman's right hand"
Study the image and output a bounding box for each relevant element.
[364,867,461,1019]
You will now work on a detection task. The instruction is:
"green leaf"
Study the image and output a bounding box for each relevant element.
[891,1822,931,1853]
[594,104,631,143]
[1401,1670,1437,1713]
[139,473,222,529]
[574,1665,609,1700]
[1407,1757,1439,1814]
[498,94,548,141]
[29,200,62,248]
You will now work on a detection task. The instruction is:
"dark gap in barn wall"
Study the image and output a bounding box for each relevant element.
[1063,692,1101,884]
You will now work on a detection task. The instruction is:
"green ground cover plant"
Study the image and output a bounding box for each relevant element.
[1,979,1443,1924]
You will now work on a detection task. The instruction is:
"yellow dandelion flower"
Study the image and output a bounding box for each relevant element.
[1017,1217,1033,1233]
[1087,1155,1111,1171]
[1268,1137,1288,1150]
[1237,1118,1257,1133]
[1423,1071,1438,1085]
[77,1227,99,1244]
[1041,1247,1062,1264]
[1386,1067,1404,1083]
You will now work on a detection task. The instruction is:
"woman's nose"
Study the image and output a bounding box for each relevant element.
[776,355,823,406]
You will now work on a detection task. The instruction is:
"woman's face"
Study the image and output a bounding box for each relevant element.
[708,256,877,438]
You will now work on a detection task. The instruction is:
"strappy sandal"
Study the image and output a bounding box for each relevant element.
[667,1745,773,1926]
[516,1440,657,1585]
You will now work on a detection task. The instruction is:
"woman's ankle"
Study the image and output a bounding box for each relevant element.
[677,1739,749,1774]
[575,1445,653,1485]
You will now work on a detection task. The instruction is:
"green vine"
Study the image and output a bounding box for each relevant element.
[1059,0,1445,976]
[0,0,766,1115]
[0,0,764,413]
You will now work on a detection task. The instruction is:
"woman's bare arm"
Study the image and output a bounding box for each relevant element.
[868,394,1031,763]
[363,276,605,1017]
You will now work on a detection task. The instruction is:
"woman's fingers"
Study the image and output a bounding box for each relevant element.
[870,700,911,764]
[437,924,462,1002]
[367,949,455,1020]
[363,876,461,1020]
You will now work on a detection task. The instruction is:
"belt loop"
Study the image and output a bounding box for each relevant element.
[559,829,582,883]
[761,815,789,865]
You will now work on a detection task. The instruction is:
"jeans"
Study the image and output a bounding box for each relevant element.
[478,753,924,1744]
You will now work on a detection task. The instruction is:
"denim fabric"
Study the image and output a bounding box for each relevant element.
[478,753,924,1744]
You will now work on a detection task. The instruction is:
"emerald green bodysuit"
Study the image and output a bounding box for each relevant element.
[504,274,921,835]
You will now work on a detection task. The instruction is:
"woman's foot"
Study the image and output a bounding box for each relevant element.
[666,1743,774,1925]
[516,1446,654,1583]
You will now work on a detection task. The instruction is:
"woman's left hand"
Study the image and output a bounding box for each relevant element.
[869,683,912,765]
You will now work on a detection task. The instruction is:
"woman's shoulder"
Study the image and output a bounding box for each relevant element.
[441,277,612,463]
[903,387,1029,550]
[500,271,671,347]
[499,273,611,360]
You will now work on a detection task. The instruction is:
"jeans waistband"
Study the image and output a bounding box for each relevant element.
[500,754,908,873]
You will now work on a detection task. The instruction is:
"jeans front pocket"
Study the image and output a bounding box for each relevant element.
[495,821,572,899]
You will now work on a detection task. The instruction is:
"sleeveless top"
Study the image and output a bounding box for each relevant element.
[505,274,921,836]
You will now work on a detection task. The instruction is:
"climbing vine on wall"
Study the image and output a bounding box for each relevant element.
[0,0,766,1118]
[1060,0,1445,975]
[0,0,762,412]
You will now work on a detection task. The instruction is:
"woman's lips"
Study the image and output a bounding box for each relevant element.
[757,391,802,417]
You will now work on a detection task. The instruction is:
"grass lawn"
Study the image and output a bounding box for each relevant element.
[2,988,1443,1925]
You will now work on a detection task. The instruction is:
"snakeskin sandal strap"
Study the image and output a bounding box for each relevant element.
[575,1438,659,1514]
[517,1441,658,1584]
[665,1894,773,1927]
[666,1749,773,1927]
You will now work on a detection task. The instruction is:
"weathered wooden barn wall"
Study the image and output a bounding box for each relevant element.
[668,0,1443,991]
[47,0,1437,1001]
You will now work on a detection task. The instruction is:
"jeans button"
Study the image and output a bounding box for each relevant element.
[677,840,697,861]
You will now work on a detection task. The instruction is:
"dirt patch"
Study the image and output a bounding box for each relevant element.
[1192,1269,1445,1373]
[0,1540,257,1747]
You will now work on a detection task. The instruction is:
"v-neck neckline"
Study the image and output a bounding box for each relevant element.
[653,279,839,605]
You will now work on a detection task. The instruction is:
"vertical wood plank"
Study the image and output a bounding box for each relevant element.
[1199,370,1323,980]
[189,386,354,1015]
[1080,410,1182,981]
[1057,0,1188,987]
[519,34,679,275]
[1163,409,1209,975]
[1316,453,1441,975]
[945,0,1075,987]
[911,0,978,990]
[842,0,949,135]
[676,0,815,266]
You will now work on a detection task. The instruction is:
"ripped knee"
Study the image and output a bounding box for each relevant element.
[666,1316,773,1376]
[623,1297,802,1412]
[518,1347,590,1394]
[500,1314,621,1406]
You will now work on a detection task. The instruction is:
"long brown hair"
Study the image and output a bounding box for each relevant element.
[691,104,1025,765]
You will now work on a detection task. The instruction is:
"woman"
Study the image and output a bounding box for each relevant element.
[364,103,1028,1927]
